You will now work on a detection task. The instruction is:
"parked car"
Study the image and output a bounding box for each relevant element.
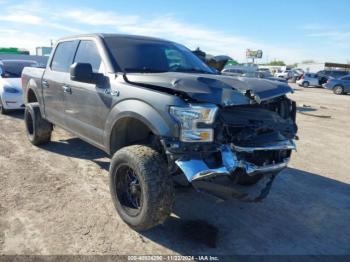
[323,74,350,95]
[296,73,320,87]
[275,70,292,79]
[317,70,349,85]
[290,69,303,82]
[243,71,287,83]
[22,33,298,231]
[0,59,38,114]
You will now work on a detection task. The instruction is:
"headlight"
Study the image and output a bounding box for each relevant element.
[170,104,218,142]
[4,87,20,94]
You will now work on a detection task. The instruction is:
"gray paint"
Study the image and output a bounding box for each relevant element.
[22,33,295,156]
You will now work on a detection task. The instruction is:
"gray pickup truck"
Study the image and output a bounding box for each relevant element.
[22,34,298,231]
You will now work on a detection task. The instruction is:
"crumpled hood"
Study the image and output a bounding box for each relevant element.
[1,78,22,91]
[125,72,293,105]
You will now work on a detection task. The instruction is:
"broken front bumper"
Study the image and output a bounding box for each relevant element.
[176,140,296,182]
[175,140,296,201]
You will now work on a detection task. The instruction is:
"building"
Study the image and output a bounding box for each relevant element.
[297,62,350,73]
[0,47,29,55]
[36,47,52,56]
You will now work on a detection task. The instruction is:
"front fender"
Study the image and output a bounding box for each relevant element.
[104,99,175,153]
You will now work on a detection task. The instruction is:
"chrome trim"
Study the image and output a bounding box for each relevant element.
[175,159,229,182]
[175,143,293,182]
[242,158,290,175]
[231,140,296,153]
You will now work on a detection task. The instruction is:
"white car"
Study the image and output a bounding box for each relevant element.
[0,60,38,114]
[296,73,320,87]
[274,70,292,79]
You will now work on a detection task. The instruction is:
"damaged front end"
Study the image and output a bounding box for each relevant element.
[167,96,298,201]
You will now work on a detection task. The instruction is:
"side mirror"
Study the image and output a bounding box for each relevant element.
[70,62,97,84]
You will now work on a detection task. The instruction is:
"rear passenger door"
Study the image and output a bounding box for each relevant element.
[64,39,111,147]
[42,40,78,125]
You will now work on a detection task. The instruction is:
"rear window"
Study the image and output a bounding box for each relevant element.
[51,41,78,73]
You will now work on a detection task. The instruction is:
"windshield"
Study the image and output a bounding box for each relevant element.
[104,37,215,74]
[0,61,37,78]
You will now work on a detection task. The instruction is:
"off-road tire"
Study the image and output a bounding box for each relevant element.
[0,99,8,114]
[333,85,344,95]
[24,102,52,145]
[109,145,174,231]
[302,81,309,88]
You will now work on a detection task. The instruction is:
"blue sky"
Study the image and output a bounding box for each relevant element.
[0,0,349,63]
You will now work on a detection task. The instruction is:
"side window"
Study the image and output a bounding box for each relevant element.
[51,41,77,72]
[74,40,103,73]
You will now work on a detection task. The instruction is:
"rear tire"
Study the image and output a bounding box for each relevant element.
[302,81,309,88]
[109,145,174,231]
[24,102,52,145]
[0,99,8,115]
[333,85,344,95]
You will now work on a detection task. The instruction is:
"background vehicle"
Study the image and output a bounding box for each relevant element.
[242,71,287,83]
[290,69,303,82]
[274,69,292,80]
[296,73,319,87]
[0,59,38,114]
[317,70,349,85]
[323,75,350,95]
[22,33,298,231]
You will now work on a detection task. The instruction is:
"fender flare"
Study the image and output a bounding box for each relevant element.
[104,99,174,154]
[26,80,46,117]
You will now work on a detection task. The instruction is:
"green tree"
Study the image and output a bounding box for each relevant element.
[288,63,298,68]
[268,60,286,66]
[301,60,315,64]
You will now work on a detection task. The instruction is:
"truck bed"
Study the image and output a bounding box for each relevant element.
[22,66,45,104]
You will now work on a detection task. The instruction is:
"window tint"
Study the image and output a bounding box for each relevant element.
[104,37,213,74]
[51,41,77,72]
[74,40,103,73]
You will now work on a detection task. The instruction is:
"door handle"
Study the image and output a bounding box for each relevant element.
[62,85,72,94]
[42,80,49,88]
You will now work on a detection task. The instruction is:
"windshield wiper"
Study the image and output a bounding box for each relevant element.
[124,67,167,73]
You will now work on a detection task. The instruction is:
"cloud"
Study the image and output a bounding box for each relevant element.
[0,14,43,24]
[63,9,139,26]
[59,10,305,63]
[303,23,350,45]
[0,2,335,63]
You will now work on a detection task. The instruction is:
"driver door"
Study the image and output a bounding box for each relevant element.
[64,39,111,147]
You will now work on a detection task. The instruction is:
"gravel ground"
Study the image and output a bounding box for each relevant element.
[0,83,349,255]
